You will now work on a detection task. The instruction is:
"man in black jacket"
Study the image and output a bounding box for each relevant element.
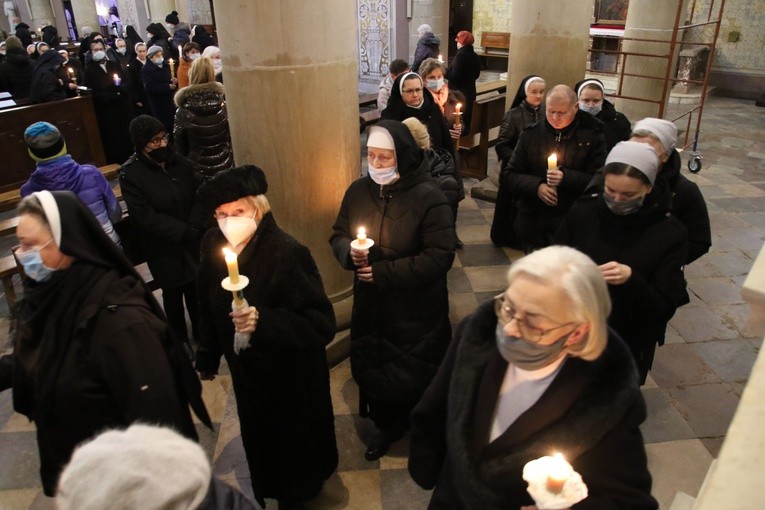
[503,85,607,252]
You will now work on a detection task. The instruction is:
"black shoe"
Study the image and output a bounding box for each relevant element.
[364,428,404,461]
[455,236,464,249]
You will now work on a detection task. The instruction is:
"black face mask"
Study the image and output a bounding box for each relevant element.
[148,145,171,163]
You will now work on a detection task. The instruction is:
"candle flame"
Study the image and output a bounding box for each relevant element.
[548,452,570,479]
[357,227,366,237]
[222,247,236,260]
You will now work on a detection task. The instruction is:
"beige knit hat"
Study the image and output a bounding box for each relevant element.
[56,424,211,510]
[401,117,431,150]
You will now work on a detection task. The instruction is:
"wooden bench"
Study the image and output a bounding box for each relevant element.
[359,93,381,132]
[457,91,507,180]
[475,32,510,71]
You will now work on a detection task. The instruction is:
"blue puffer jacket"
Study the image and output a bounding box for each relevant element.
[20,155,122,246]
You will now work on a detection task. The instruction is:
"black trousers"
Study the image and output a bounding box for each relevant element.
[162,281,199,345]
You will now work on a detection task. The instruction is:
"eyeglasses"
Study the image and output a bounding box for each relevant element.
[147,134,169,148]
[402,88,423,95]
[494,294,574,343]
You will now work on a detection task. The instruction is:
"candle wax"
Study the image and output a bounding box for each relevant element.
[356,227,367,246]
[548,154,558,170]
[223,248,240,284]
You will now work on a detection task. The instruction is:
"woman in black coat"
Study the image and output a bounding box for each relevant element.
[124,25,143,58]
[127,42,149,115]
[4,190,210,496]
[173,56,234,176]
[491,75,546,248]
[146,22,172,55]
[575,79,631,152]
[382,72,455,159]
[28,49,67,103]
[84,40,135,164]
[195,165,338,509]
[142,45,177,133]
[445,30,481,133]
[14,22,33,47]
[192,24,215,51]
[555,142,688,383]
[0,35,35,99]
[330,120,456,461]
[119,115,204,355]
[409,246,658,510]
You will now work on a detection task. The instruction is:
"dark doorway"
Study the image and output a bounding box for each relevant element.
[449,0,473,61]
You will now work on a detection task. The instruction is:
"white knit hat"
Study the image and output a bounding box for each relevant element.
[606,141,660,185]
[56,424,211,510]
[632,117,678,154]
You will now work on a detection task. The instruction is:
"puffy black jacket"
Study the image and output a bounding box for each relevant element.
[595,99,631,151]
[504,110,607,218]
[412,33,440,73]
[554,179,688,382]
[495,101,545,166]
[173,81,234,176]
[0,47,34,99]
[330,120,455,403]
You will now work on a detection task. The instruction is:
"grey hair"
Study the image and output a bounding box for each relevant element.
[630,128,671,156]
[506,246,611,361]
[418,57,446,79]
[418,24,432,35]
[18,194,51,230]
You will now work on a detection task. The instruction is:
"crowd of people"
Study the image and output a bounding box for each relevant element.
[0,18,714,510]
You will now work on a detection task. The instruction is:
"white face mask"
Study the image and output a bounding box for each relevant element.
[369,166,399,185]
[116,47,127,54]
[188,53,200,61]
[426,78,444,91]
[218,214,257,247]
[213,58,222,72]
[93,50,106,61]
[166,23,174,32]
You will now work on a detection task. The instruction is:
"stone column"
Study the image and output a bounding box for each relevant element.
[115,0,140,34]
[188,0,212,25]
[69,0,99,33]
[409,0,449,62]
[211,0,357,303]
[26,0,55,34]
[172,0,189,25]
[506,0,594,109]
[616,0,686,120]
[147,0,174,22]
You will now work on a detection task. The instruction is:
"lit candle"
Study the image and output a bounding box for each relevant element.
[547,153,558,170]
[545,452,571,494]
[223,247,240,285]
[454,102,463,129]
[178,45,183,61]
[112,73,121,86]
[68,67,76,82]
[438,54,443,63]
[356,227,367,246]
[168,58,175,79]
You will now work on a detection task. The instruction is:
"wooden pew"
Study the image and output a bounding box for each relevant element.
[457,92,507,180]
[0,96,106,194]
[475,32,510,71]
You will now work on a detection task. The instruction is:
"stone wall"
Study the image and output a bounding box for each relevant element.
[357,0,392,92]
[471,0,512,52]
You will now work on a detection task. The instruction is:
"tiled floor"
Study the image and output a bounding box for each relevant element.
[0,96,763,509]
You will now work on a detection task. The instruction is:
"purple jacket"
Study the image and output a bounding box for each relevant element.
[21,155,122,246]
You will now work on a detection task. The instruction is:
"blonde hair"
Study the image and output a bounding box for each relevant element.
[506,246,611,361]
[401,117,430,150]
[189,56,215,85]
[244,195,270,222]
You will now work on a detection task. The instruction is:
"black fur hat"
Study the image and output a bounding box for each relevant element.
[129,115,165,150]
[197,165,268,213]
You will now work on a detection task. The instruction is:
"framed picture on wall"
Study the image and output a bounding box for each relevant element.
[594,0,629,24]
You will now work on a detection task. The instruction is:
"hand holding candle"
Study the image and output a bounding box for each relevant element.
[113,73,121,86]
[547,153,563,187]
[221,248,253,353]
[522,453,588,509]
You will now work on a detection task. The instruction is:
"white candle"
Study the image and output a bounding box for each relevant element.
[223,247,240,284]
[168,58,175,79]
[454,102,462,128]
[112,73,121,86]
[178,45,183,61]
[438,54,443,63]
[356,227,367,246]
[547,153,558,170]
[545,452,570,494]
[68,67,75,82]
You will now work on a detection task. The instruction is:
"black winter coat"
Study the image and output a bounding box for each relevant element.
[118,151,203,289]
[495,101,545,167]
[554,180,688,382]
[595,99,631,151]
[445,44,481,129]
[127,57,149,114]
[409,301,658,510]
[426,146,464,215]
[173,81,234,176]
[0,47,35,99]
[330,120,456,405]
[146,34,171,56]
[142,59,176,132]
[195,213,338,506]
[504,110,607,218]
[12,270,203,495]
[412,33,440,73]
[15,23,33,47]
[84,60,135,163]
[41,25,59,47]
[29,50,67,103]
[382,74,455,159]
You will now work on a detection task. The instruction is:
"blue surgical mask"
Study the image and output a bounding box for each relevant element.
[579,102,602,116]
[427,78,444,91]
[369,166,399,185]
[603,192,645,215]
[495,323,569,370]
[152,57,164,66]
[16,242,56,282]
[188,53,200,61]
[93,50,106,61]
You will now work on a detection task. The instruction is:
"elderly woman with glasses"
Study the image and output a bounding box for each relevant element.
[194,165,338,509]
[408,245,658,510]
[119,115,206,358]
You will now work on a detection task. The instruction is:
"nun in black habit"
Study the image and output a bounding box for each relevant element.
[4,190,211,496]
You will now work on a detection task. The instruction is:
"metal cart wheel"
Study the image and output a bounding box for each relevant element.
[688,154,703,173]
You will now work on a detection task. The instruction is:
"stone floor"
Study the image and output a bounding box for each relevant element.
[0,96,763,509]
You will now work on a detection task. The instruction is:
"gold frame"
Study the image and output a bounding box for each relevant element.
[594,0,629,25]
